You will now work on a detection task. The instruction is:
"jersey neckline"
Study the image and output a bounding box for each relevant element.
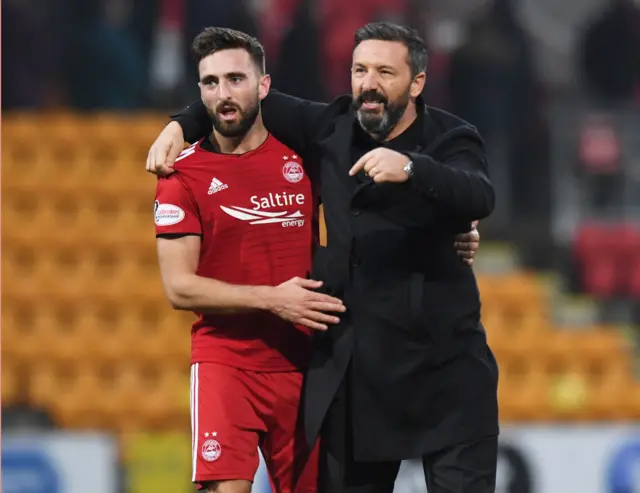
[198,132,273,158]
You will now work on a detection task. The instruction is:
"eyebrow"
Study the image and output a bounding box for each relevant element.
[200,72,248,84]
[354,62,397,72]
[224,72,247,79]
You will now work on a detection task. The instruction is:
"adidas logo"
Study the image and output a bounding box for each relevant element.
[208,178,229,195]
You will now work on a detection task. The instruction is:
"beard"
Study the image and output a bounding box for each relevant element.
[353,89,411,139]
[208,95,260,138]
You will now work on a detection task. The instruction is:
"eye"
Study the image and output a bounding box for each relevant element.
[353,67,365,74]
[230,77,243,84]
[204,80,217,87]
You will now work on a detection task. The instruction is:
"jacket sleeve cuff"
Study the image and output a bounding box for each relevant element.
[405,152,440,201]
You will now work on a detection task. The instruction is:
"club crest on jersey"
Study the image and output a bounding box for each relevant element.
[201,439,221,462]
[282,159,304,183]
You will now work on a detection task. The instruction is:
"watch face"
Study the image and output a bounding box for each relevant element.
[405,162,413,176]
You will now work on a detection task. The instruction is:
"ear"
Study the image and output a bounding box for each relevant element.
[410,72,426,99]
[258,74,271,101]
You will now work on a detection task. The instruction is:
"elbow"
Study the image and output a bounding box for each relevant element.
[164,278,194,311]
[167,292,191,311]
[474,181,496,220]
[169,296,190,311]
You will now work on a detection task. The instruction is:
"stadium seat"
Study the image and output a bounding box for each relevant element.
[2,359,19,405]
[5,114,640,430]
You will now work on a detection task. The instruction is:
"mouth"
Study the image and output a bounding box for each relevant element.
[218,107,239,121]
[360,101,384,111]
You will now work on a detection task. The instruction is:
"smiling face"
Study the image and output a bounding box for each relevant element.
[198,48,270,138]
[350,23,428,140]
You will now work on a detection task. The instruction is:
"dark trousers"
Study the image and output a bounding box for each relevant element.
[318,371,497,493]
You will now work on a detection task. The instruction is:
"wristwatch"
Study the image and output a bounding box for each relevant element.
[403,160,414,179]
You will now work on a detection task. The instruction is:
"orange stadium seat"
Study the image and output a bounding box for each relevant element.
[135,364,191,429]
[5,114,640,430]
[2,359,20,405]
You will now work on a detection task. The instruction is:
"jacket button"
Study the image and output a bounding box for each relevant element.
[350,256,361,267]
[427,188,438,199]
[351,210,361,216]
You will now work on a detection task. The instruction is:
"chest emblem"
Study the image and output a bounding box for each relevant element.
[282,155,304,183]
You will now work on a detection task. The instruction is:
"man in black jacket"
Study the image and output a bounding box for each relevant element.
[147,22,497,493]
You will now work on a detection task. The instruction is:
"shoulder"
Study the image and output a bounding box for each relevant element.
[173,139,216,172]
[324,94,353,118]
[263,134,297,156]
[302,94,353,143]
[426,106,484,149]
[426,106,480,137]
[309,94,352,128]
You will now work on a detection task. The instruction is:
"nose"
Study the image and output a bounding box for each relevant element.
[217,80,231,99]
[361,71,379,92]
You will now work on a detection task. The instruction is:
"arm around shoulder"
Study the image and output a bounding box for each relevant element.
[260,90,328,154]
[170,100,213,144]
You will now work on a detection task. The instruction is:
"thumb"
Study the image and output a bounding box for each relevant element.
[166,141,183,166]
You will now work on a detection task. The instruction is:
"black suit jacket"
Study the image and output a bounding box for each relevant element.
[173,91,499,461]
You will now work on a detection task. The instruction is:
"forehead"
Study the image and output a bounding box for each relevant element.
[352,40,410,70]
[198,48,255,76]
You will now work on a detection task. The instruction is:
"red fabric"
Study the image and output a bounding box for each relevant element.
[155,136,314,371]
[191,362,318,490]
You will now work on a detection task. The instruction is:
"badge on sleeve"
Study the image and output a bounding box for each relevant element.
[154,200,185,226]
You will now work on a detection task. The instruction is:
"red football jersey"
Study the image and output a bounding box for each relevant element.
[154,135,315,371]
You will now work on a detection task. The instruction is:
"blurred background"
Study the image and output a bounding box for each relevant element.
[3,0,640,491]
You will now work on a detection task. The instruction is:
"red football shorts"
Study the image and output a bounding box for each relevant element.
[190,362,318,492]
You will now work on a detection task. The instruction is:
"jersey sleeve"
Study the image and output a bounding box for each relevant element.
[154,175,202,236]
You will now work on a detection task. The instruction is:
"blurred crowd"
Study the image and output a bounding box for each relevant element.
[5,0,640,109]
[3,0,640,254]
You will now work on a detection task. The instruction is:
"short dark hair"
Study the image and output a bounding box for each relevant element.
[191,27,266,73]
[354,22,428,76]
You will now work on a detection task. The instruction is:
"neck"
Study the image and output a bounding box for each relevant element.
[380,101,418,142]
[211,114,268,154]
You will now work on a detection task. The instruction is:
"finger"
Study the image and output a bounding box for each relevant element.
[309,301,347,313]
[463,258,474,266]
[155,164,170,176]
[149,149,165,175]
[309,292,344,305]
[457,250,475,259]
[373,171,389,183]
[305,310,341,324]
[454,240,478,250]
[298,318,328,331]
[471,220,479,230]
[295,278,324,289]
[456,230,479,241]
[349,151,373,176]
[454,233,473,242]
[165,141,183,167]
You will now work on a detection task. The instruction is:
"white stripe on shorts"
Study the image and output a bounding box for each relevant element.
[190,363,200,482]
